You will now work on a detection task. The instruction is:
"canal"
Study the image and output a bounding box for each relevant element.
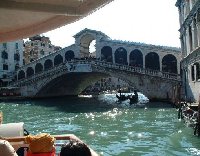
[0,94,200,156]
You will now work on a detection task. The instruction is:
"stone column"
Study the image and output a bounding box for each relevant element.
[196,12,200,47]
[143,54,145,69]
[186,27,191,55]
[127,51,129,65]
[192,20,198,49]
[159,56,163,72]
[112,47,115,64]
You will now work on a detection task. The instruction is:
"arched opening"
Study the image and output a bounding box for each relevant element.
[44,59,53,70]
[129,49,143,67]
[65,50,75,61]
[79,34,96,58]
[89,40,96,58]
[18,70,25,80]
[54,54,63,66]
[115,47,127,65]
[101,46,113,63]
[162,54,177,73]
[35,63,43,74]
[26,67,34,77]
[145,52,160,70]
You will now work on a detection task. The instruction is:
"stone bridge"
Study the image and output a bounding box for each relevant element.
[9,28,182,101]
[10,60,181,101]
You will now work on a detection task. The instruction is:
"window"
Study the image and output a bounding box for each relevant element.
[195,62,200,80]
[30,49,33,56]
[15,43,18,49]
[191,65,195,81]
[2,51,8,59]
[3,64,8,70]
[40,49,45,55]
[3,43,7,49]
[14,53,20,61]
[15,64,19,70]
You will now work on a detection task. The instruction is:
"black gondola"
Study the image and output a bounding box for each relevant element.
[116,94,129,101]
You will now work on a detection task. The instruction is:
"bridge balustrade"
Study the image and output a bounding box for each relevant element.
[11,60,181,87]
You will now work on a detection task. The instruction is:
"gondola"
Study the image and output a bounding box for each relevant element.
[116,94,129,101]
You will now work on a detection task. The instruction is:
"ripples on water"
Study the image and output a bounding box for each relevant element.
[0,94,200,156]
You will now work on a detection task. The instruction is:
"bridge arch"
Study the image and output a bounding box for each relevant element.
[79,34,96,58]
[101,46,113,63]
[35,63,43,74]
[115,47,127,65]
[145,52,160,70]
[54,54,63,66]
[44,59,53,70]
[18,70,25,80]
[26,67,34,77]
[129,49,143,67]
[65,50,75,61]
[162,54,177,74]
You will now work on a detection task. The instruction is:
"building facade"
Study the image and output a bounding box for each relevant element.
[24,35,61,64]
[176,0,200,102]
[0,41,24,86]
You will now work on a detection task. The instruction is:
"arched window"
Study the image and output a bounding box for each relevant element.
[145,52,160,70]
[101,46,113,63]
[35,63,43,74]
[115,47,127,65]
[65,50,75,61]
[44,59,53,70]
[129,49,143,67]
[162,54,177,74]
[54,54,63,66]
[26,67,34,77]
[18,70,25,80]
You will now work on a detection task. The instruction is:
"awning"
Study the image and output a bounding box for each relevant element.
[0,0,113,42]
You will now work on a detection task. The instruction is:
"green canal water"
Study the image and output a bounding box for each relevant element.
[0,94,200,156]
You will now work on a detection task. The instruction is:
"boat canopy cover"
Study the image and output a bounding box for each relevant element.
[0,0,113,42]
[0,122,24,137]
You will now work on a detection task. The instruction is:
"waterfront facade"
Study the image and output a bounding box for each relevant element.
[24,35,61,64]
[176,0,200,102]
[0,41,23,86]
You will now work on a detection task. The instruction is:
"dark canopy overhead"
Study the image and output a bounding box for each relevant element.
[0,0,113,42]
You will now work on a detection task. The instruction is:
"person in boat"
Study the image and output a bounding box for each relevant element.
[3,134,98,156]
[0,139,18,156]
[129,90,139,105]
[60,140,92,156]
[134,90,138,100]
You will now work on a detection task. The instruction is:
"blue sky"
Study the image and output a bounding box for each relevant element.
[44,0,180,48]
